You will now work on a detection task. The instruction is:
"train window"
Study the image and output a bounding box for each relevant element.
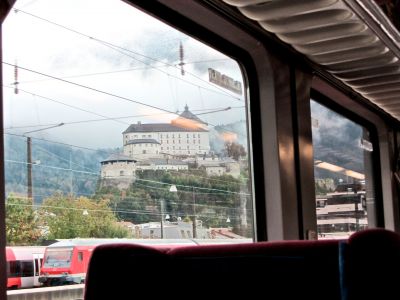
[78,252,83,262]
[6,260,34,278]
[6,261,18,278]
[34,259,39,276]
[311,100,374,239]
[19,261,34,277]
[44,249,72,268]
[2,0,253,255]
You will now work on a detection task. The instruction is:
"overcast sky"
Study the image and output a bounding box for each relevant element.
[2,0,247,149]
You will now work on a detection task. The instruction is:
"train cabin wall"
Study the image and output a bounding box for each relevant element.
[70,246,95,279]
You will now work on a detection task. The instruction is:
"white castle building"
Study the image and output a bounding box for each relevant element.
[123,105,210,158]
[100,106,209,185]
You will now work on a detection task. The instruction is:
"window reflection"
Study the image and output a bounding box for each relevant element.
[311,100,374,239]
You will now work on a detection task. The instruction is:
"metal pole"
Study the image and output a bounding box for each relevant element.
[27,136,33,202]
[355,198,359,231]
[192,188,197,238]
[160,199,164,239]
[23,123,64,203]
[69,149,73,195]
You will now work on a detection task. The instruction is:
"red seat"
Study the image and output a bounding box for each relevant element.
[84,239,341,299]
[339,228,400,300]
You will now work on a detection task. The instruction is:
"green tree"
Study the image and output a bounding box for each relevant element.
[6,195,42,245]
[224,141,246,161]
[114,190,153,224]
[41,194,129,239]
[93,169,248,235]
[131,170,242,230]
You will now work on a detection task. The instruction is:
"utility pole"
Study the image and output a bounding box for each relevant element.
[179,42,185,75]
[27,137,32,202]
[355,192,360,232]
[24,123,65,204]
[69,149,73,195]
[160,199,165,239]
[192,187,197,238]
[239,181,248,236]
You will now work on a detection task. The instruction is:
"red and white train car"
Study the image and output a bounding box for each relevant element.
[39,240,95,286]
[38,238,210,286]
[6,246,45,289]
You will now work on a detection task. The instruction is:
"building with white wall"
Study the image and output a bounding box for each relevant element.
[100,153,137,178]
[187,155,241,178]
[136,221,210,239]
[136,158,188,171]
[123,105,210,158]
[123,138,161,158]
[100,153,137,189]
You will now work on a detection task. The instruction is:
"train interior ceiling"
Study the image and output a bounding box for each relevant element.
[2,0,400,298]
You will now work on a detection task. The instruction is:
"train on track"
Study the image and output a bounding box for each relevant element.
[11,239,249,288]
[6,246,45,289]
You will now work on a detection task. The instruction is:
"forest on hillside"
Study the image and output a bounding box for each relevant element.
[4,134,116,203]
[4,120,248,203]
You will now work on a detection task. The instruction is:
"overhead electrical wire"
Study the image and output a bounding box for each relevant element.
[3,62,178,116]
[96,41,242,101]
[34,144,97,173]
[2,63,246,139]
[6,202,241,220]
[132,181,246,197]
[3,85,129,125]
[5,8,250,140]
[135,178,250,196]
[4,147,249,196]
[12,59,231,88]
[4,132,117,154]
[13,8,242,101]
[94,188,250,211]
[5,159,99,175]
[166,169,249,185]
[12,65,172,85]
[3,85,243,130]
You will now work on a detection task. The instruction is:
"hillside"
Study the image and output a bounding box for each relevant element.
[4,134,116,203]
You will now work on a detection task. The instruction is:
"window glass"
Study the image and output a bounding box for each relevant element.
[34,258,39,276]
[2,0,253,262]
[7,261,19,278]
[7,260,36,278]
[311,100,374,239]
[20,261,34,277]
[44,249,73,268]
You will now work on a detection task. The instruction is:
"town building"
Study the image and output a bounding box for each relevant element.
[316,183,367,239]
[136,158,188,171]
[186,154,241,178]
[133,221,210,239]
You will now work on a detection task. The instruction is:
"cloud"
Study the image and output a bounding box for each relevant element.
[2,0,248,150]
